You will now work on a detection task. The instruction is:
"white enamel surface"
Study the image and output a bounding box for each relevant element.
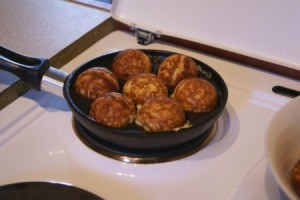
[265,96,300,200]
[111,0,300,70]
[0,31,299,199]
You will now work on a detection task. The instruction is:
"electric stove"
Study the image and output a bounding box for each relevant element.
[0,0,300,199]
[0,31,298,199]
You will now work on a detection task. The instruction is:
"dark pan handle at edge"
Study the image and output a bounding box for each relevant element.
[0,45,50,90]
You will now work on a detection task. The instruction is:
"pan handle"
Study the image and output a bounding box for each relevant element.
[0,45,50,91]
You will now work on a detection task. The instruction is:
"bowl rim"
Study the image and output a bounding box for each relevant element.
[264,96,300,199]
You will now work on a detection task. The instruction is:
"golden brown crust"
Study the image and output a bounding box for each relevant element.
[112,49,152,80]
[89,92,135,128]
[172,77,217,112]
[158,54,198,86]
[135,97,185,132]
[292,160,300,197]
[123,73,168,106]
[75,67,119,100]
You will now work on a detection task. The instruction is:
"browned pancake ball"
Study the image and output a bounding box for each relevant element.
[158,54,198,86]
[112,49,152,80]
[172,77,217,112]
[136,97,186,132]
[291,160,300,197]
[123,73,168,106]
[75,67,119,100]
[89,92,135,128]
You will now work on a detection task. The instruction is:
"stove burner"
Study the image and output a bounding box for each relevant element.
[73,118,217,164]
[0,182,102,200]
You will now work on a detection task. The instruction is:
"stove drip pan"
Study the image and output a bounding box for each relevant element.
[0,182,102,200]
[73,118,217,164]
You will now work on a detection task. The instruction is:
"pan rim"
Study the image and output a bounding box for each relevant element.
[63,49,228,146]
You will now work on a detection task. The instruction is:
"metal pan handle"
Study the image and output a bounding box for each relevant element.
[0,45,50,91]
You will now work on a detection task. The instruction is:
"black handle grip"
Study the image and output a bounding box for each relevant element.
[0,46,50,91]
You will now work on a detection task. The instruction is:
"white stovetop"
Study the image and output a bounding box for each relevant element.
[0,31,299,200]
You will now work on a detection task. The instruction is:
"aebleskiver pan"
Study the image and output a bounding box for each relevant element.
[0,46,228,150]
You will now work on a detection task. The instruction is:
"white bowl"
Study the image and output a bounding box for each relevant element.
[265,96,300,199]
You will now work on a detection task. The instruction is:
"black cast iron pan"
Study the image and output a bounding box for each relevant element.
[0,46,228,150]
